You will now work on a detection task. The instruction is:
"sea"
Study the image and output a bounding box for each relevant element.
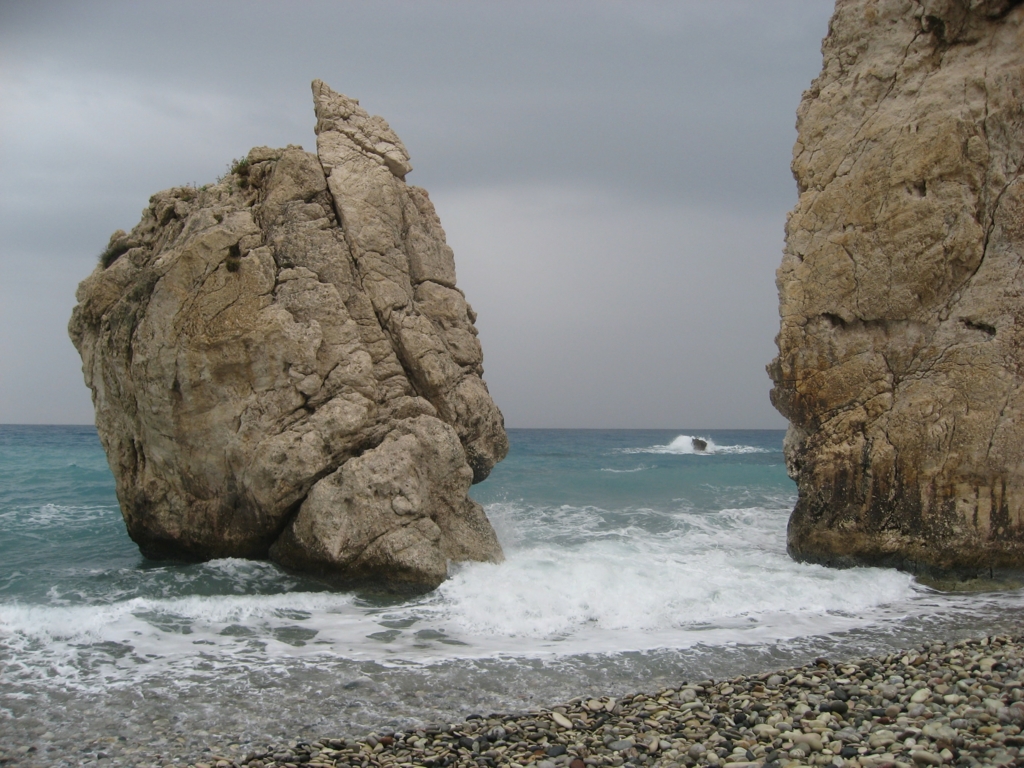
[3,425,1024,761]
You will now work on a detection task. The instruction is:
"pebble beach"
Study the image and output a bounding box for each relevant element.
[10,632,1024,768]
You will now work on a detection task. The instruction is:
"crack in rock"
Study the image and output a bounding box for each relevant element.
[768,0,1024,580]
[69,81,507,591]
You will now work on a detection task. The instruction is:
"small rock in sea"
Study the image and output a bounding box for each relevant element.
[691,438,707,452]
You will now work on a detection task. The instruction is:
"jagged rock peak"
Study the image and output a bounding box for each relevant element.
[311,79,412,180]
[769,0,1024,579]
[69,80,507,591]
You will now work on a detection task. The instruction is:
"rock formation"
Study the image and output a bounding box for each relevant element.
[769,0,1024,577]
[69,80,507,590]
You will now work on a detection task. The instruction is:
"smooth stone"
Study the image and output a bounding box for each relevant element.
[791,733,823,752]
[552,713,573,730]
[822,700,848,715]
[921,723,956,741]
[869,731,896,749]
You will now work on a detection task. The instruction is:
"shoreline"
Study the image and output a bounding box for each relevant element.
[157,632,1024,768]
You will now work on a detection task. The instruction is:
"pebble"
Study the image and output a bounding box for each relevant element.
[13,633,1024,767]
[315,632,1024,767]
[553,712,574,730]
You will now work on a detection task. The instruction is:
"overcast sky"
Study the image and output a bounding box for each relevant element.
[0,1,834,428]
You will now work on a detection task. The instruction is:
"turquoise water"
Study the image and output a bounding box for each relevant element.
[1,426,131,604]
[2,426,1023,758]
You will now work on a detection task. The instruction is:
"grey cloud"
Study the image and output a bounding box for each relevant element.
[2,1,827,206]
[0,0,834,426]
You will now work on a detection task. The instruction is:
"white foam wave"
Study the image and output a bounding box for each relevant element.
[625,434,774,455]
[0,503,118,530]
[599,465,649,473]
[0,589,354,643]
[1,506,922,674]
[425,505,917,645]
[0,500,955,699]
[0,587,372,691]
[8,512,933,684]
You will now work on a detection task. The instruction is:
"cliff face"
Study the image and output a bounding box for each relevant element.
[69,81,506,590]
[769,1,1024,576]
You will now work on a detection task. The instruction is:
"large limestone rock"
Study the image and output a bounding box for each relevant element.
[769,0,1024,578]
[69,80,507,590]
